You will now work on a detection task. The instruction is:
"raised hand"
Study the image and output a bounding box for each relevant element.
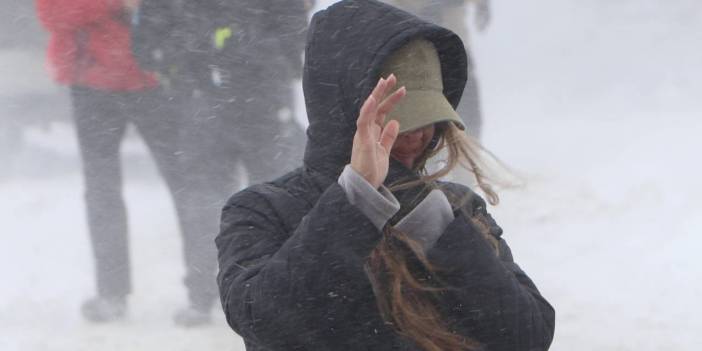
[350,74,406,188]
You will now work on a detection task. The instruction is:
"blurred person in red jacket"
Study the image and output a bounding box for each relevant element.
[35,0,210,325]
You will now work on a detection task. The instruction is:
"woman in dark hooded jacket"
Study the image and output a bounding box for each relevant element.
[216,1,555,350]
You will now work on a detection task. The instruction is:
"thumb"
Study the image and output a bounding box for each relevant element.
[379,120,400,152]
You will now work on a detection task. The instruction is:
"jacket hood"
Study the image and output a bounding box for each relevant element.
[302,0,468,180]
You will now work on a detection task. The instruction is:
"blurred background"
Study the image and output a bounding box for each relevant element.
[1,0,700,350]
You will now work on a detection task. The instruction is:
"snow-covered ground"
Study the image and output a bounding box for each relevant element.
[2,0,701,350]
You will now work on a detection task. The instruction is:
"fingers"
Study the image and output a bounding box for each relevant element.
[379,120,400,152]
[371,77,387,103]
[357,74,401,134]
[356,94,377,137]
[371,74,397,104]
[376,86,406,123]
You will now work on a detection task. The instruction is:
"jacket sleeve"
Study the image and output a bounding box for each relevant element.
[35,0,123,32]
[426,197,556,351]
[216,183,384,349]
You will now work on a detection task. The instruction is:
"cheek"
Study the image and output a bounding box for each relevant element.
[415,131,434,152]
[392,138,422,154]
[391,140,411,153]
[392,126,436,154]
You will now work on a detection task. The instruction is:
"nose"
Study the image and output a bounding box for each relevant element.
[400,129,424,141]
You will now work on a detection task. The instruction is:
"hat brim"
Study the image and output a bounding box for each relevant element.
[384,89,465,133]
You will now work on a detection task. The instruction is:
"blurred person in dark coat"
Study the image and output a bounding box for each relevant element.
[132,0,225,327]
[387,0,490,139]
[131,0,313,326]
[207,0,311,182]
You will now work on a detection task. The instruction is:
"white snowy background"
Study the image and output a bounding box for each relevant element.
[1,0,701,350]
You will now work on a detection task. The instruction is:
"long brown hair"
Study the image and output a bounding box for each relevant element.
[365,122,507,350]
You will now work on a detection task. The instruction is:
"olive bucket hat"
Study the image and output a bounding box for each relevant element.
[380,39,465,133]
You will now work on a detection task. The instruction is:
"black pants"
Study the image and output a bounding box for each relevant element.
[169,90,236,310]
[71,86,218,309]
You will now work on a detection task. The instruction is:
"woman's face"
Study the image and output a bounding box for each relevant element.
[390,124,436,169]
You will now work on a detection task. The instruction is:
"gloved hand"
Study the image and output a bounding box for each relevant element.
[474,0,491,32]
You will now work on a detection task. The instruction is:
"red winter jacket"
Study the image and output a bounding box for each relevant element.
[35,0,157,91]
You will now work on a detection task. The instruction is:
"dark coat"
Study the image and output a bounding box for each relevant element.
[131,0,309,93]
[210,0,310,74]
[131,0,221,92]
[216,1,555,350]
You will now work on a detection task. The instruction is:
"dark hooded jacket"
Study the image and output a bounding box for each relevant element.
[216,1,555,350]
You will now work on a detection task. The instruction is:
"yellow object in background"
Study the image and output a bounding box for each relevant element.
[214,27,233,50]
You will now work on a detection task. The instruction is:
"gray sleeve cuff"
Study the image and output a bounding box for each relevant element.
[338,164,400,230]
[396,189,455,250]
